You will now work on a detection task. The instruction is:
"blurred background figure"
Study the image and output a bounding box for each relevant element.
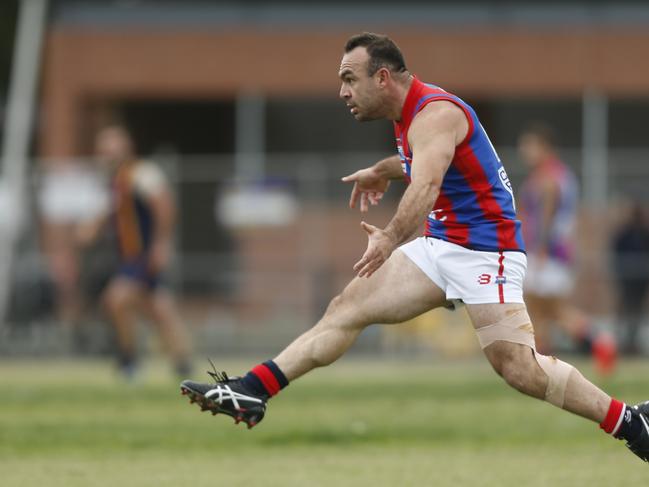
[517,122,616,372]
[77,125,192,379]
[611,202,649,356]
[38,162,109,329]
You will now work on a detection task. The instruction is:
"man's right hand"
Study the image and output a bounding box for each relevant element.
[341,167,390,212]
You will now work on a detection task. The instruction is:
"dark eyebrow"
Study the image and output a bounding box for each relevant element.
[339,69,354,80]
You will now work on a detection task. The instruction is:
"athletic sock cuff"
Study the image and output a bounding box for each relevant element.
[263,360,289,388]
[600,398,626,435]
[250,361,289,397]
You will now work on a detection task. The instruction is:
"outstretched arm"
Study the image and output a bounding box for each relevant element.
[372,154,404,180]
[353,101,468,277]
[341,155,403,212]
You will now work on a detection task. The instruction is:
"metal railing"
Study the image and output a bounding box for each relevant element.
[2,148,648,356]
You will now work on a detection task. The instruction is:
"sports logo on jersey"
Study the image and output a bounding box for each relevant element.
[396,138,412,179]
[396,138,408,162]
[498,167,512,192]
[498,166,516,210]
[429,209,447,222]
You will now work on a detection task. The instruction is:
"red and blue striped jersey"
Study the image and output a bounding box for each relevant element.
[519,157,577,262]
[394,77,525,252]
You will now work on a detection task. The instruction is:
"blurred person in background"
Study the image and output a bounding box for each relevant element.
[612,202,649,355]
[38,162,109,335]
[77,125,192,379]
[517,123,615,372]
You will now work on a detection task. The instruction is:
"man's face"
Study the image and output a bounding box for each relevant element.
[95,127,133,168]
[338,47,386,122]
[518,133,548,168]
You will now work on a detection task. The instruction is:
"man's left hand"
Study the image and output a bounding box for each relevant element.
[353,222,397,278]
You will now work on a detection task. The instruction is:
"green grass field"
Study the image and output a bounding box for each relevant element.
[1,357,648,486]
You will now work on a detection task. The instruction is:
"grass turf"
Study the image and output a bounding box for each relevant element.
[1,358,647,486]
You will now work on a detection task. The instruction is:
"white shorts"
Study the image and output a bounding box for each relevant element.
[399,237,527,304]
[524,255,574,298]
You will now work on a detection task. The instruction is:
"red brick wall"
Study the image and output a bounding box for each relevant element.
[39,28,649,158]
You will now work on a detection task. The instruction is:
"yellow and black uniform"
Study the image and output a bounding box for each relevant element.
[112,160,166,288]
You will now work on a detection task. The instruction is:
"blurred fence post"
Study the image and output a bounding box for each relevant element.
[582,89,609,207]
[297,155,331,324]
[235,92,266,182]
[157,151,183,291]
[0,0,48,328]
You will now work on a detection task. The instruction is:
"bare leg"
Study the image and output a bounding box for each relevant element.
[467,303,610,423]
[526,293,591,349]
[42,222,83,326]
[102,278,143,362]
[555,300,591,339]
[144,288,192,367]
[274,250,447,380]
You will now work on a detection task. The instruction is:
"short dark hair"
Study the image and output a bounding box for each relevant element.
[344,32,407,76]
[521,122,557,147]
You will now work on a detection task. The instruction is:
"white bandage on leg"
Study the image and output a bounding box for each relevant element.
[475,308,536,350]
[534,353,575,408]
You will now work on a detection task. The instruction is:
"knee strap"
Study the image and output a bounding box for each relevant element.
[534,353,575,408]
[475,308,574,408]
[475,309,536,350]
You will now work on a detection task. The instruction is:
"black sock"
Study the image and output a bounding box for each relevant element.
[241,360,289,398]
[118,350,136,369]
